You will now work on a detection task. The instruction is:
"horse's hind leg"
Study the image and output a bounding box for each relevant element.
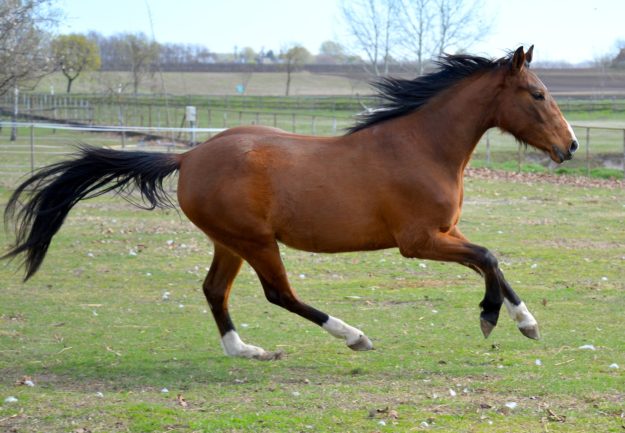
[242,241,373,352]
[203,242,277,359]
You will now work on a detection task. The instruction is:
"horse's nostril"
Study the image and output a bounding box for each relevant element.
[570,140,579,154]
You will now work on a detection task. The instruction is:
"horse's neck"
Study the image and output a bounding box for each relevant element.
[399,72,500,171]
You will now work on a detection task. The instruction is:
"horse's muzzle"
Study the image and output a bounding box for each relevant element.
[552,141,577,163]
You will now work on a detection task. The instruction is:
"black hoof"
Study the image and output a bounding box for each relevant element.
[480,318,496,338]
[253,350,285,361]
[347,334,374,351]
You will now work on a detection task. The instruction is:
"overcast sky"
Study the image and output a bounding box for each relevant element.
[58,0,625,64]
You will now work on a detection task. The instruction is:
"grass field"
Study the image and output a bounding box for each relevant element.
[33,71,373,97]
[0,174,624,432]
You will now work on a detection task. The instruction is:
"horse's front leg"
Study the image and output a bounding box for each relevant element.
[398,229,539,339]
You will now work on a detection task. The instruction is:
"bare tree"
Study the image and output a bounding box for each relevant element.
[433,0,491,56]
[399,0,435,75]
[0,0,58,96]
[340,0,400,76]
[125,33,159,95]
[345,0,492,76]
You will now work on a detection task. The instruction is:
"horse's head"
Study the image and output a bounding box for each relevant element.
[495,46,578,163]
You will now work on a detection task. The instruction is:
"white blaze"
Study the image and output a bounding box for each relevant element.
[566,120,578,143]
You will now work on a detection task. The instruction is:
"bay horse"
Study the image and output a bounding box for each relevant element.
[3,46,578,360]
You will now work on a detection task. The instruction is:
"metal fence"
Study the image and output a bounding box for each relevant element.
[0,93,357,136]
[0,122,224,185]
[465,122,624,179]
[0,121,623,188]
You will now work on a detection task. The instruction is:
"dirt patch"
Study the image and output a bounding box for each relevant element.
[466,168,624,189]
[528,238,622,250]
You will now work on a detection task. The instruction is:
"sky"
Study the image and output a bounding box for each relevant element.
[57,0,625,65]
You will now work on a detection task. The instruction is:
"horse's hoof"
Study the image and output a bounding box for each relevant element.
[480,318,495,338]
[348,334,374,351]
[519,325,540,340]
[253,350,285,361]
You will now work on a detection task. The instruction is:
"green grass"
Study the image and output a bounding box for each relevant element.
[1,175,624,432]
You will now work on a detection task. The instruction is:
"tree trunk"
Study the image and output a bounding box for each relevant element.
[285,65,292,96]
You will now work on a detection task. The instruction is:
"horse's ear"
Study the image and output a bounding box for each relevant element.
[526,45,534,65]
[510,46,526,74]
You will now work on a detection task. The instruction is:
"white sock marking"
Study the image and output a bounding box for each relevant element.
[503,300,537,329]
[322,316,371,349]
[221,330,267,358]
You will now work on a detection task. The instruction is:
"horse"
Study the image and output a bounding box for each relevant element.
[3,46,578,360]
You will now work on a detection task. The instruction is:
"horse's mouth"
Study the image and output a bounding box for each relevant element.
[550,145,573,164]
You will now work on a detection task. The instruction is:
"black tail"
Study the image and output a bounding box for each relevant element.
[3,145,181,281]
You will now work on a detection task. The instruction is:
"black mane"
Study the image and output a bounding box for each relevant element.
[347,53,513,134]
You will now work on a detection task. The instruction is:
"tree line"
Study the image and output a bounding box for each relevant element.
[0,0,494,97]
[2,0,624,98]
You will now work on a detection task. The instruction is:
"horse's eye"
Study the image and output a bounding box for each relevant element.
[532,92,545,101]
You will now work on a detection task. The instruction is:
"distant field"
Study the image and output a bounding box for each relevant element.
[1,175,623,432]
[34,71,373,96]
[32,67,625,97]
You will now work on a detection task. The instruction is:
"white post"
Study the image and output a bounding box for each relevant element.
[186,106,197,146]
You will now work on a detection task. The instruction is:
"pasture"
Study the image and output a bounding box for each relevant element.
[1,173,623,432]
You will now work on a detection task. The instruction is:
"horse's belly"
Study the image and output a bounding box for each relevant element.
[274,210,395,253]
